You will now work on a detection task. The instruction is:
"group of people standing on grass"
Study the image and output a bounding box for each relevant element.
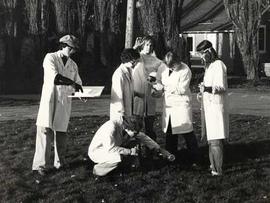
[32,34,229,180]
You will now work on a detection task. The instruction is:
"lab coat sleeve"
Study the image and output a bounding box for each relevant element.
[101,124,131,155]
[43,54,58,85]
[153,65,165,95]
[73,63,82,85]
[175,68,191,95]
[111,73,125,114]
[212,61,227,92]
[156,63,164,83]
[136,132,160,150]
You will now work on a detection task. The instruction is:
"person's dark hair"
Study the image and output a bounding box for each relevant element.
[196,40,212,52]
[196,40,218,63]
[123,116,143,132]
[120,48,140,63]
[164,51,180,67]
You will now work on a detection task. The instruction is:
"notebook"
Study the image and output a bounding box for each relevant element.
[68,86,104,98]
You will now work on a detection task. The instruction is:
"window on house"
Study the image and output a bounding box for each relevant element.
[187,37,193,52]
[258,25,266,53]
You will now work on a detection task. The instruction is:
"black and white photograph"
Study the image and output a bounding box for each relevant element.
[0,0,270,202]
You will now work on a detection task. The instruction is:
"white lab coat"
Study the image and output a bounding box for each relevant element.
[203,60,229,141]
[88,120,160,164]
[157,62,193,134]
[133,54,165,116]
[110,64,134,122]
[36,51,82,132]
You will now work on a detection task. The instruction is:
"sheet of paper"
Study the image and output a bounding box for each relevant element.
[68,86,104,98]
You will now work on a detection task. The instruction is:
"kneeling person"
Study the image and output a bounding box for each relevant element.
[88,116,174,176]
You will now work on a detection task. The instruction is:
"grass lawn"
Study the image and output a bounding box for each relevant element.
[0,112,270,203]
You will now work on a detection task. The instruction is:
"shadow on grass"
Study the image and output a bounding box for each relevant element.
[1,114,270,202]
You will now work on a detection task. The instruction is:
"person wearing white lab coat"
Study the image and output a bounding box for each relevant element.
[196,40,229,176]
[132,36,164,140]
[88,116,175,176]
[32,35,83,175]
[110,48,140,123]
[155,51,199,162]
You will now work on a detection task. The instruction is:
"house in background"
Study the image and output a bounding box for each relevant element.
[180,0,270,76]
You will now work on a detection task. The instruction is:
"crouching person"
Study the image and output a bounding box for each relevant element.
[88,116,175,177]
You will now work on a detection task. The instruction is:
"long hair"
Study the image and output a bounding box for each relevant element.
[139,35,155,53]
[196,40,218,63]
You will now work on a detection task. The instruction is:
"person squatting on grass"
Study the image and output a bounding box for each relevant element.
[132,36,166,141]
[110,48,140,123]
[196,40,229,176]
[154,51,199,164]
[32,35,83,176]
[88,116,175,177]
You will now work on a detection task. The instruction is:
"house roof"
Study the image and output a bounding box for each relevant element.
[181,0,233,32]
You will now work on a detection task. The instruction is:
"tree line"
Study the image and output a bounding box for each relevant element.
[0,0,267,93]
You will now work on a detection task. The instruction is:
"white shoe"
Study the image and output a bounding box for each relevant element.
[211,170,222,176]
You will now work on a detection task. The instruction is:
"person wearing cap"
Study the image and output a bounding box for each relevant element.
[196,40,229,176]
[32,34,83,176]
[88,116,175,177]
[132,35,166,141]
[110,48,140,123]
[155,51,199,164]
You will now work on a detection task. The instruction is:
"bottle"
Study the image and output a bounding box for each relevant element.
[167,154,176,162]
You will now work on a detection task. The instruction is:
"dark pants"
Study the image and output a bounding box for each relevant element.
[165,119,199,163]
[144,115,157,141]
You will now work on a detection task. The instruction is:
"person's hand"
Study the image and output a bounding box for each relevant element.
[133,37,144,49]
[74,83,83,92]
[197,92,202,102]
[130,146,139,156]
[198,82,204,93]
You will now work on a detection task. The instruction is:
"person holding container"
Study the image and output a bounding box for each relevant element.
[155,51,199,165]
[196,40,229,176]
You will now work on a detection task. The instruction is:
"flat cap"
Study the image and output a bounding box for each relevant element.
[59,34,79,49]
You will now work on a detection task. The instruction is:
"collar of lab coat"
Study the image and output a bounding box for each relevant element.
[56,51,70,67]
[170,62,185,72]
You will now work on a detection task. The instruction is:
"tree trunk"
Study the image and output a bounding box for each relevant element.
[223,0,265,81]
[241,34,259,80]
[53,0,71,34]
[136,0,183,58]
[125,0,135,48]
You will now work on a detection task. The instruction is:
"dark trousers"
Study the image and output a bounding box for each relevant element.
[165,119,199,163]
[144,115,157,141]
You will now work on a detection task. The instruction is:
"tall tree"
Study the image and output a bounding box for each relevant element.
[94,0,124,67]
[53,0,71,34]
[223,0,270,81]
[135,0,183,58]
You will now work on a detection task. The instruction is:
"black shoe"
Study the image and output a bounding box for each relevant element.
[36,167,50,176]
[32,170,46,184]
[93,173,121,184]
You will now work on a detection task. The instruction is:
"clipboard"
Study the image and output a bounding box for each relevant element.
[68,86,104,98]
